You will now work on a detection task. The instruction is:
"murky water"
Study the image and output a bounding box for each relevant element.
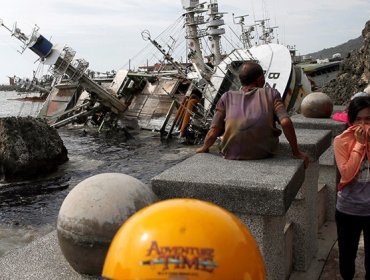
[0,91,195,257]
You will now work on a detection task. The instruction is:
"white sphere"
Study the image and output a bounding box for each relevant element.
[300,92,333,118]
[57,173,157,275]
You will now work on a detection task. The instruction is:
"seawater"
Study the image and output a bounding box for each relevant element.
[0,90,195,257]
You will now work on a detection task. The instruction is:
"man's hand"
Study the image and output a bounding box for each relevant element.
[293,151,310,169]
[196,147,209,153]
[195,127,222,154]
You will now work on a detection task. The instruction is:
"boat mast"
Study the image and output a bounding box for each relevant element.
[181,0,212,80]
[206,0,225,66]
[255,19,278,44]
[233,14,256,49]
[141,30,188,78]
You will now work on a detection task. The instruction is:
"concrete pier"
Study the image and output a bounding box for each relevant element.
[152,128,331,279]
[291,113,347,223]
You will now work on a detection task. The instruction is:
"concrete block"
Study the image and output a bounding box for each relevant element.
[278,129,332,162]
[290,115,344,224]
[152,153,305,216]
[291,114,347,138]
[152,153,305,279]
[317,184,328,230]
[318,147,338,222]
[237,214,287,280]
[287,162,320,271]
[284,223,294,279]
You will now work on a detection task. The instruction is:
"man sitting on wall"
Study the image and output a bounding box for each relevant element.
[196,61,309,167]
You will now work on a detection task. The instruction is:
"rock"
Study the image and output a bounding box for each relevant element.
[57,173,158,276]
[0,116,68,181]
[300,92,334,118]
[323,20,370,105]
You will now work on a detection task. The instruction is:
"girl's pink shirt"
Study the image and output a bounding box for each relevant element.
[334,124,370,190]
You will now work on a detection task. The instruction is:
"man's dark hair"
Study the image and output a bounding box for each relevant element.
[347,96,370,124]
[239,62,264,85]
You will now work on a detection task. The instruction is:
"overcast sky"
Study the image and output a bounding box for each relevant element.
[0,0,369,84]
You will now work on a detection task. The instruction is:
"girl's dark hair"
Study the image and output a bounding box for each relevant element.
[347,96,370,124]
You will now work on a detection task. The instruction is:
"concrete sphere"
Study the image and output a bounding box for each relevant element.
[300,92,333,118]
[364,84,370,94]
[57,173,157,276]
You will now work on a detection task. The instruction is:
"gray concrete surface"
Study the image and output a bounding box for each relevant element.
[0,231,95,280]
[0,224,346,280]
[289,222,337,280]
[291,113,347,138]
[279,128,332,161]
[152,152,305,216]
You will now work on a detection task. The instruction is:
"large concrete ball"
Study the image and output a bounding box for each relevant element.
[57,173,157,276]
[364,84,370,94]
[300,92,333,118]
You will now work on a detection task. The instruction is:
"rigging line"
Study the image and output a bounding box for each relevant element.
[228,25,241,42]
[173,29,186,50]
[156,17,184,47]
[120,16,183,69]
[222,36,247,62]
[223,29,243,50]
[227,26,243,49]
[264,44,274,76]
[250,0,260,43]
[172,27,186,50]
[145,19,184,65]
[157,22,182,46]
[158,19,179,39]
[202,37,212,56]
[223,34,236,53]
[157,24,184,56]
[119,41,152,69]
[167,28,183,50]
[154,15,183,41]
[173,40,188,63]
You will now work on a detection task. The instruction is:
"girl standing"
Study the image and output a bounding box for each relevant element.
[334,96,370,280]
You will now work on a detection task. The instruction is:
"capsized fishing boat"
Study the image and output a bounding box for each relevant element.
[0,0,311,144]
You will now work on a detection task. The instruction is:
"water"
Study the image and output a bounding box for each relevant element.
[0,91,195,257]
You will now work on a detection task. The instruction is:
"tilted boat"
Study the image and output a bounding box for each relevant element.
[0,0,312,144]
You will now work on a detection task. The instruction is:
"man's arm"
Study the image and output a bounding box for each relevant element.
[280,116,310,168]
[196,127,223,153]
[196,108,225,153]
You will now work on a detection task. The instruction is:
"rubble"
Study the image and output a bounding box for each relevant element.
[323,20,370,105]
[0,117,68,181]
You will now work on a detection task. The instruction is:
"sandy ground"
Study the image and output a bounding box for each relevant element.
[320,236,365,279]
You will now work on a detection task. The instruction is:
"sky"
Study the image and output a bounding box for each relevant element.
[0,0,369,84]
